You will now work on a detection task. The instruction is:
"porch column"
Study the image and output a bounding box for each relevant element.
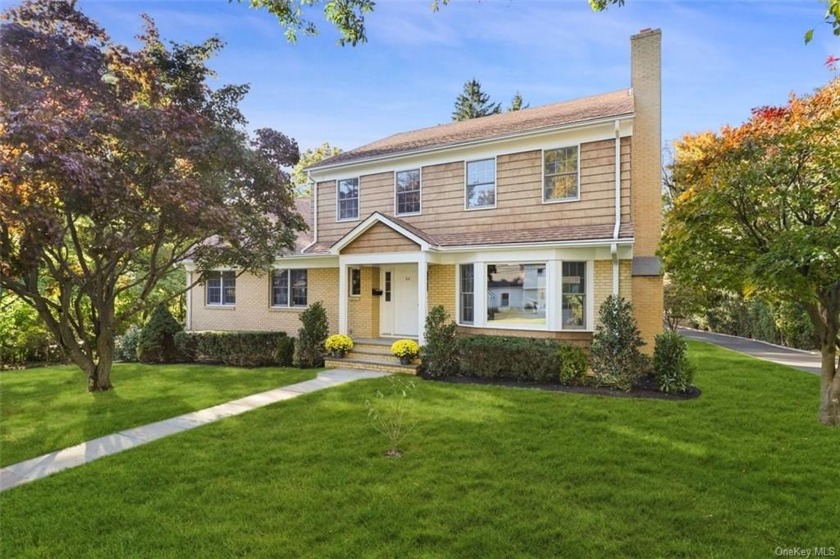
[338,260,348,335]
[417,253,428,345]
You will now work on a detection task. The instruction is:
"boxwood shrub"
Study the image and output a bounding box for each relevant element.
[174,331,293,367]
[456,335,559,382]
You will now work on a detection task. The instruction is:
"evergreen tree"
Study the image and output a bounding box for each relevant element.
[508,91,529,112]
[451,79,501,121]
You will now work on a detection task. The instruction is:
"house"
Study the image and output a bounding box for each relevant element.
[184,29,664,365]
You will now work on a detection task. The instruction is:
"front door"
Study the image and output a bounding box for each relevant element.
[380,264,418,337]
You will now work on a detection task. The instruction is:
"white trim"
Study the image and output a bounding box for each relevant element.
[185,270,192,330]
[417,255,428,345]
[308,113,634,176]
[329,212,432,255]
[349,266,362,298]
[336,176,360,222]
[456,263,475,326]
[436,238,634,253]
[272,255,337,268]
[541,144,582,204]
[464,156,498,211]
[339,264,348,335]
[341,252,424,266]
[613,119,622,239]
[394,167,422,217]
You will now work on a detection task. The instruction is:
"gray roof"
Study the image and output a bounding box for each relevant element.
[310,89,633,170]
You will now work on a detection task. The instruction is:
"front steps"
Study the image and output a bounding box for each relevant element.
[324,337,419,374]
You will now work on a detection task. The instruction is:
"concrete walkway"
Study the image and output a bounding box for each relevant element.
[679,327,826,376]
[0,369,388,493]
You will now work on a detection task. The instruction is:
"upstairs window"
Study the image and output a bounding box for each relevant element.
[272,269,308,307]
[466,158,496,209]
[543,146,579,202]
[337,178,359,221]
[206,271,236,306]
[395,169,421,215]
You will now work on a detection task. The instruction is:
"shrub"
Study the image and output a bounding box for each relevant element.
[420,305,459,378]
[115,325,143,362]
[276,336,295,367]
[391,339,420,361]
[557,343,589,385]
[457,335,560,382]
[0,297,62,367]
[174,331,291,367]
[137,304,183,363]
[295,301,329,368]
[173,331,197,363]
[654,330,695,393]
[325,334,353,355]
[590,295,645,391]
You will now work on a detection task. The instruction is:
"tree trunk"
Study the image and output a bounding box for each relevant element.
[806,292,840,426]
[87,360,113,392]
[87,308,116,392]
[818,328,839,426]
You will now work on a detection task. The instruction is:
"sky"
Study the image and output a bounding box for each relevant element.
[29,0,840,154]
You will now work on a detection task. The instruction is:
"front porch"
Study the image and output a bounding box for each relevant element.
[324,337,420,374]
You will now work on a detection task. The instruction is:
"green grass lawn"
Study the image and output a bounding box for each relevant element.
[0,362,317,467]
[2,341,838,558]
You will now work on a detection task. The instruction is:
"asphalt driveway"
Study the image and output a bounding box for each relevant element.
[678,328,825,376]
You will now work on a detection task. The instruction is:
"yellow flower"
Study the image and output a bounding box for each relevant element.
[390,339,420,358]
[325,334,353,352]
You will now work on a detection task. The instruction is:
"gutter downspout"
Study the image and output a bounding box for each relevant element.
[611,119,621,296]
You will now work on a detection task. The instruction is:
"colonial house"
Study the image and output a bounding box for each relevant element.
[185,29,664,369]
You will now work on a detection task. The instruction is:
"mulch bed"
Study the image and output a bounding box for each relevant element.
[420,373,701,401]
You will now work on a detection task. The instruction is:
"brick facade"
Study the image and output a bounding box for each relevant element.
[347,266,380,338]
[190,268,339,334]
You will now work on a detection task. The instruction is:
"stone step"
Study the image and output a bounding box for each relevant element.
[324,357,418,375]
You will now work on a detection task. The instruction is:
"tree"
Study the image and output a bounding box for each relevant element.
[508,92,528,112]
[660,78,840,425]
[291,142,342,196]
[238,0,840,58]
[0,0,306,391]
[452,79,501,121]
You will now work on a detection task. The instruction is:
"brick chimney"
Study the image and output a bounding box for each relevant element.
[629,28,663,349]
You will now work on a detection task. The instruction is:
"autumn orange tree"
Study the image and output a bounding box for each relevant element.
[0,1,305,391]
[661,78,840,426]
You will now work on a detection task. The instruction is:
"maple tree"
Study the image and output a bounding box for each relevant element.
[0,0,305,391]
[660,78,840,425]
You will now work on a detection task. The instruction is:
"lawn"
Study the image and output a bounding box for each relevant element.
[1,341,838,558]
[0,362,317,467]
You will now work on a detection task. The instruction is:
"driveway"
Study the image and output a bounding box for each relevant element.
[678,327,824,376]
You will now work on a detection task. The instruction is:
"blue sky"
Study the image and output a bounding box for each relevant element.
[69,0,839,154]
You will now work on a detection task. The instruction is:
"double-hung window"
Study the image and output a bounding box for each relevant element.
[561,262,586,329]
[395,169,421,215]
[337,178,359,221]
[272,269,308,307]
[206,271,236,306]
[465,158,496,209]
[543,146,579,202]
[459,264,475,324]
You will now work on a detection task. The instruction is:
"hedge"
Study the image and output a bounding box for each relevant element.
[456,335,587,384]
[174,331,294,367]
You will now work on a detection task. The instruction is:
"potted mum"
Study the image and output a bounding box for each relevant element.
[391,339,420,365]
[325,334,353,358]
